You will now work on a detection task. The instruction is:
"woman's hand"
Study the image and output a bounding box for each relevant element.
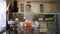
[23,16,27,19]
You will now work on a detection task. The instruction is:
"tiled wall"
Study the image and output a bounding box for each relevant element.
[17,2,56,14]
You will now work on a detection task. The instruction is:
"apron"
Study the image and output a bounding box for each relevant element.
[24,11,33,22]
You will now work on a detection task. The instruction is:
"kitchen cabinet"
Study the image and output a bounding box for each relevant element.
[37,14,56,34]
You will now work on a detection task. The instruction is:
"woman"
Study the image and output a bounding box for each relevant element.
[24,4,34,22]
[23,4,34,34]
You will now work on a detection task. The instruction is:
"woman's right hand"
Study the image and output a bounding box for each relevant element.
[23,16,27,19]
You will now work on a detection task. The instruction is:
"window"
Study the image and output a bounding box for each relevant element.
[20,4,24,13]
[40,4,44,13]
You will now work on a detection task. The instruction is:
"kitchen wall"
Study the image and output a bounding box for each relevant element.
[17,2,56,14]
[56,2,60,13]
[31,2,56,14]
[44,3,56,13]
[31,2,40,14]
